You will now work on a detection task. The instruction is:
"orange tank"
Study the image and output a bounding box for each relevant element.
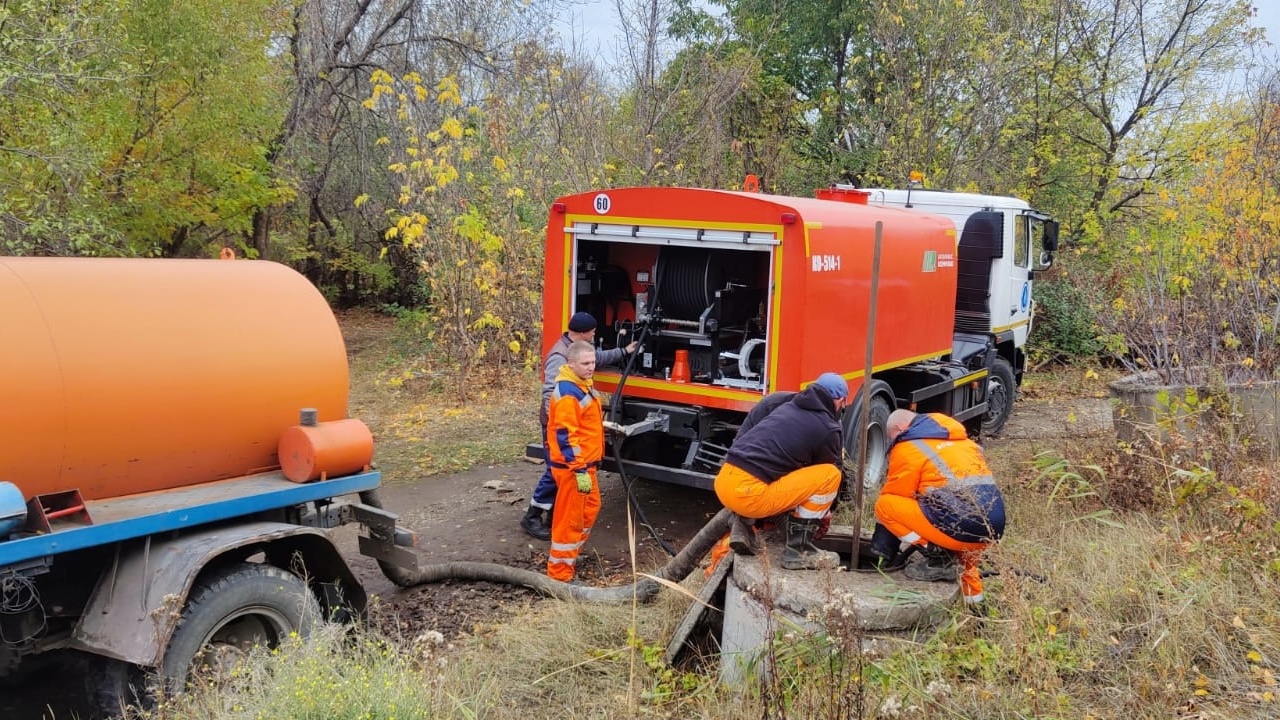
[278,417,374,483]
[0,257,351,502]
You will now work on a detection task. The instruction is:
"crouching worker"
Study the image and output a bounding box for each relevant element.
[713,373,849,570]
[870,409,1006,607]
[545,341,604,582]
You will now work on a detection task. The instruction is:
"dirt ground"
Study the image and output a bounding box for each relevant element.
[334,458,726,640]
[336,392,1115,643]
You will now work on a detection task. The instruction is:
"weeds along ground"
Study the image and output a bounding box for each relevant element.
[134,317,1280,719]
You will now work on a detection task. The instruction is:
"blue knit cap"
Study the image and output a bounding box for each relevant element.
[568,312,597,332]
[813,372,849,401]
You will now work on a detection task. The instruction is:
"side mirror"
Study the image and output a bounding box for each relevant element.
[1042,220,1060,252]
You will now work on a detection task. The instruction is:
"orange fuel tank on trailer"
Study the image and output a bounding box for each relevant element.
[0,257,351,502]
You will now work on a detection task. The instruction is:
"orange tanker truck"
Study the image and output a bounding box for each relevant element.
[539,183,1057,494]
[0,256,416,709]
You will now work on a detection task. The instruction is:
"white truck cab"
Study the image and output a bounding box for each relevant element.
[840,184,1060,433]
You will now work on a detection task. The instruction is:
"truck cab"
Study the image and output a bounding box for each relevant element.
[849,185,1059,433]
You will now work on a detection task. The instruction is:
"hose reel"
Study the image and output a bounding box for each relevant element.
[654,246,757,325]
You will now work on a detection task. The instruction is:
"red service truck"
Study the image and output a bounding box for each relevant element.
[539,184,1058,494]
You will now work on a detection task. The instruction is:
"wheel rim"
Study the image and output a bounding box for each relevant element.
[986,375,1009,426]
[860,419,888,491]
[190,606,293,681]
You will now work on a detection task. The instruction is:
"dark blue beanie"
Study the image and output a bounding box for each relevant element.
[568,312,597,333]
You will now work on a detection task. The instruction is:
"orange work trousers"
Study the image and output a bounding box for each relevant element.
[713,462,840,520]
[876,493,990,604]
[546,466,601,582]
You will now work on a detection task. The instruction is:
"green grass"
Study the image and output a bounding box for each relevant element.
[132,318,1280,720]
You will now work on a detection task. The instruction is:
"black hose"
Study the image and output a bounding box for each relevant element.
[361,487,731,602]
[606,319,678,557]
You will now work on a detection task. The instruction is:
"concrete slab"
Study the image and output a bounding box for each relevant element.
[719,545,957,686]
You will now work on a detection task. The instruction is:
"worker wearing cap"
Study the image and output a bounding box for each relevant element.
[871,409,1005,608]
[712,373,849,570]
[520,312,638,540]
[545,340,604,582]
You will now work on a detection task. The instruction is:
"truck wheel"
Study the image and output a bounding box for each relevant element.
[982,357,1017,436]
[160,562,320,695]
[840,395,892,503]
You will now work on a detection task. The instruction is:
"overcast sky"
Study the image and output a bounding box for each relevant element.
[560,0,1280,61]
[556,1,1279,87]
[1259,2,1279,44]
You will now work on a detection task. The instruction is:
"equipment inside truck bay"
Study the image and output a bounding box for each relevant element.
[543,185,1056,489]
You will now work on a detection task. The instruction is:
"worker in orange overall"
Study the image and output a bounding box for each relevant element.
[521,311,637,541]
[545,340,604,582]
[713,373,849,570]
[871,409,1006,608]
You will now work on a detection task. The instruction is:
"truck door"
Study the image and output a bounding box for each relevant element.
[1003,212,1034,347]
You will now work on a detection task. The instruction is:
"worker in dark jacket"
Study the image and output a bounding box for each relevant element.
[724,390,797,554]
[871,409,1005,607]
[713,373,848,570]
[520,311,636,540]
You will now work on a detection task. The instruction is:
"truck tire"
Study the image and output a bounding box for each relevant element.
[86,656,149,718]
[159,562,320,695]
[982,357,1017,436]
[840,394,892,503]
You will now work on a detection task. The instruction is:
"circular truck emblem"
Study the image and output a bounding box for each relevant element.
[593,193,612,214]
[1020,281,1031,311]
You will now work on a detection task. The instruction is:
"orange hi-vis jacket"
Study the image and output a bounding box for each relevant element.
[882,413,993,501]
[545,364,604,472]
[879,412,1003,605]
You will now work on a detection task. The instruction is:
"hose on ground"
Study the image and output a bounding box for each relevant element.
[359,489,732,603]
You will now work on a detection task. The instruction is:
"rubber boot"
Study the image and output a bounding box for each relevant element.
[904,544,957,582]
[729,514,759,556]
[781,517,841,570]
[519,505,551,541]
[863,523,912,572]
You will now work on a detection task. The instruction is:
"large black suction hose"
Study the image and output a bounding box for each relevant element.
[360,487,730,602]
[607,318,678,557]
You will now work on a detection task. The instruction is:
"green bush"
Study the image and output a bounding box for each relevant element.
[1029,272,1103,362]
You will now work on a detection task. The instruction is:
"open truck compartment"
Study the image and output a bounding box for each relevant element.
[573,233,774,391]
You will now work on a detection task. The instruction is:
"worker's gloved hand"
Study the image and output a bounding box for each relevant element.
[575,471,592,493]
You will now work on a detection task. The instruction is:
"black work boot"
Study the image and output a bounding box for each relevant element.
[519,505,551,541]
[864,523,912,572]
[781,517,840,570]
[729,514,760,556]
[905,544,957,582]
